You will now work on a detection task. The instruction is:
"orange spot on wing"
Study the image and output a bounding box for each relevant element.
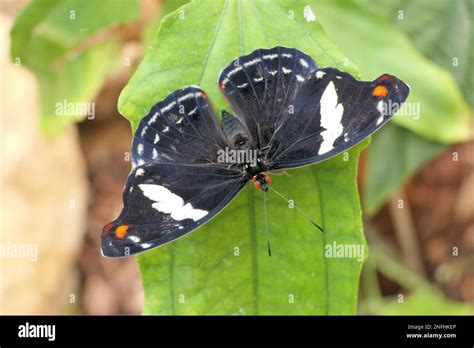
[115,225,129,239]
[372,85,388,97]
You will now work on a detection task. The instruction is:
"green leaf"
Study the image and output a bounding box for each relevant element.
[10,0,139,136]
[359,0,474,109]
[312,0,471,143]
[363,124,445,216]
[120,0,368,314]
[141,0,190,46]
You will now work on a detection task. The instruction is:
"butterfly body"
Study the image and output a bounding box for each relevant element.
[101,46,410,257]
[221,110,253,150]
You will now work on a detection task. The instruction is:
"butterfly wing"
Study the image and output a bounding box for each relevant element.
[218,46,409,170]
[265,68,410,169]
[218,46,318,150]
[102,86,245,257]
[101,163,245,257]
[131,86,229,167]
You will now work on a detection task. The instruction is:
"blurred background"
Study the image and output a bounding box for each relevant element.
[0,0,472,315]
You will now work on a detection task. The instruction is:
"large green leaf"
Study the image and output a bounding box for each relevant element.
[364,124,445,216]
[119,0,368,314]
[141,0,190,46]
[312,0,471,144]
[10,0,139,136]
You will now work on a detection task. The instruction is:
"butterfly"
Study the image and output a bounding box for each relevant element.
[101,46,410,257]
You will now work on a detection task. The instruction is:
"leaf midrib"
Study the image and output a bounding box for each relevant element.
[247,186,259,314]
[239,0,260,315]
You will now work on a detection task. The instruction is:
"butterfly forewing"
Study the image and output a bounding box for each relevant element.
[266,68,410,169]
[218,46,317,150]
[131,86,229,167]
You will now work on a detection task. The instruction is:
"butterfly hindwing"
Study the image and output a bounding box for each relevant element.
[101,163,245,257]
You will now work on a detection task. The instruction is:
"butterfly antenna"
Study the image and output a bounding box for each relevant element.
[263,189,272,256]
[268,186,324,232]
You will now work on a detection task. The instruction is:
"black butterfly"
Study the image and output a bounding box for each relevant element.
[101,46,409,257]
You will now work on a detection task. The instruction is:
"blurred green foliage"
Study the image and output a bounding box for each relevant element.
[360,236,473,315]
[120,0,367,314]
[364,125,444,215]
[364,0,473,215]
[312,0,472,215]
[360,0,474,108]
[10,0,139,136]
[314,0,470,143]
[371,289,472,315]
